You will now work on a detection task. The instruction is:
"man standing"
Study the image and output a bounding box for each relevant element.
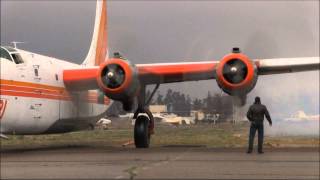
[246,97,272,154]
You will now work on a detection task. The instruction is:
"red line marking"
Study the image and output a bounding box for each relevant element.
[0,99,8,120]
[0,79,110,105]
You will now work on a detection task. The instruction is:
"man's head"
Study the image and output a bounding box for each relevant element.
[254,96,261,104]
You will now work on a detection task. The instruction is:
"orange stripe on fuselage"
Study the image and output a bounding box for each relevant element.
[0,79,64,92]
[1,84,68,97]
[0,79,110,105]
[0,89,71,101]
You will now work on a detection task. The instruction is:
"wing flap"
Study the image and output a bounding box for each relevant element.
[256,57,320,75]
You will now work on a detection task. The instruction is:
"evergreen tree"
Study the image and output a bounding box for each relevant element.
[192,98,202,110]
[205,91,213,113]
[156,93,164,105]
[164,89,173,112]
[186,95,192,116]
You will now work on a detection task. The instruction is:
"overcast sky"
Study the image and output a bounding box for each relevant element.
[1,0,319,117]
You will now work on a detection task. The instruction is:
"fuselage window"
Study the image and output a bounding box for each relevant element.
[11,53,24,64]
[0,48,13,61]
[34,68,39,76]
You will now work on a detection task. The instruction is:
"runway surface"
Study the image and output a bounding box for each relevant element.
[1,146,319,179]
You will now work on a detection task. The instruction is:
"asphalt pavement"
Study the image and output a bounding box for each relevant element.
[1,146,319,179]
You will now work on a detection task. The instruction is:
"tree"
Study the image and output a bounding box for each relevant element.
[185,95,192,116]
[164,89,173,105]
[204,91,213,114]
[156,93,164,105]
[192,98,202,110]
[212,93,222,113]
[164,89,173,113]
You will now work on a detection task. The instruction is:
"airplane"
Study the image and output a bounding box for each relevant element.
[0,0,319,148]
[284,111,319,122]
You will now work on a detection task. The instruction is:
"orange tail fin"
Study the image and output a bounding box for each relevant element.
[82,0,108,66]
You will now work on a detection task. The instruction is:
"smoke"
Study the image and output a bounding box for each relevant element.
[265,120,319,137]
[251,71,320,117]
[247,77,319,137]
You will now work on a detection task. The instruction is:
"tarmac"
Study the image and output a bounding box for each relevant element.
[1,145,319,179]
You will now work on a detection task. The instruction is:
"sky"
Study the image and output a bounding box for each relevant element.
[1,0,319,118]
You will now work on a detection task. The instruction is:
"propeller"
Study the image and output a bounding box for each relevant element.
[102,64,125,89]
[222,59,248,84]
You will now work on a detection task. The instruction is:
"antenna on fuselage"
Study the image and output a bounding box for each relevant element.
[11,41,26,49]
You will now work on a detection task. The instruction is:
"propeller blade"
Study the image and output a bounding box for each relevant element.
[103,64,125,88]
[223,59,248,84]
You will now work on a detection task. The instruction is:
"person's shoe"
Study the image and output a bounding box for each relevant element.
[258,151,264,154]
[246,150,252,154]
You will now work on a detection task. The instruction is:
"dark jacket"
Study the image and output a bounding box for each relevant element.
[247,102,272,125]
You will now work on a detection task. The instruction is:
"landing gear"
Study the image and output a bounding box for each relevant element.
[133,84,159,148]
[134,115,150,148]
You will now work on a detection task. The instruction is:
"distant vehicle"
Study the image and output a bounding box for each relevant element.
[129,113,194,126]
[96,118,112,130]
[284,111,319,122]
[155,113,195,126]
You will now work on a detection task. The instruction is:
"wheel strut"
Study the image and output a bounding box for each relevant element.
[133,84,159,148]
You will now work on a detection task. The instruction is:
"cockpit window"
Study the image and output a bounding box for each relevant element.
[0,47,13,61]
[4,46,17,52]
[11,53,24,64]
[1,46,24,64]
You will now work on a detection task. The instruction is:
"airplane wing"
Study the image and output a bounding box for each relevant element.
[136,61,218,84]
[63,54,319,110]
[64,55,319,96]
[63,61,219,89]
[134,57,320,85]
[254,57,319,75]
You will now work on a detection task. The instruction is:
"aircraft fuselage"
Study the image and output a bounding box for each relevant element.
[0,47,111,135]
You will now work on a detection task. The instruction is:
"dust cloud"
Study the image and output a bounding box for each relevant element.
[265,120,319,137]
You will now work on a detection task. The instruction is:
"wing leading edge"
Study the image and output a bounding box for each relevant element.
[255,57,319,75]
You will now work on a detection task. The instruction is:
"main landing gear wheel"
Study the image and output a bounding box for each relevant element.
[133,83,158,148]
[134,115,150,148]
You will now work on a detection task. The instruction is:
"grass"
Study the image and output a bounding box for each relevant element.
[1,122,319,150]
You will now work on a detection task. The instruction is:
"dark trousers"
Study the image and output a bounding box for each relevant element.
[248,123,264,152]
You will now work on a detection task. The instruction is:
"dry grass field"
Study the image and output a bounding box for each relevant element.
[1,119,318,150]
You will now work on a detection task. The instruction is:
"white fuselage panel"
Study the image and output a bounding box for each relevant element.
[0,49,111,135]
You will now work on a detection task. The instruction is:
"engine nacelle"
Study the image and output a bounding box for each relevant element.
[215,53,258,96]
[97,58,140,105]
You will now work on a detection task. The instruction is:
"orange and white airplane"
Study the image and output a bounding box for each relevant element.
[0,0,319,147]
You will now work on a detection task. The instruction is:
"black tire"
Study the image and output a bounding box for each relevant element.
[134,115,150,148]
